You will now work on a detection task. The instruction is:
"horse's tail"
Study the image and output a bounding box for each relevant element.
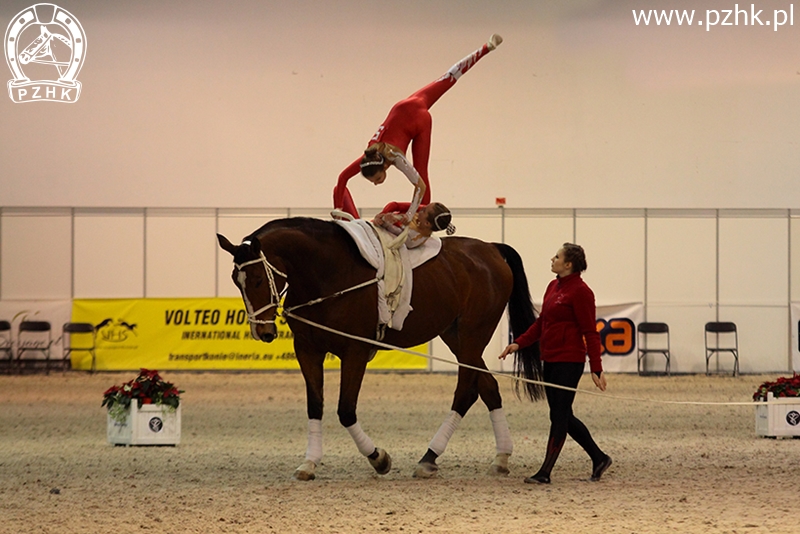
[493,243,545,401]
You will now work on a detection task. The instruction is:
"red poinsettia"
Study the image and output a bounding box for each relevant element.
[102,368,184,411]
[753,373,800,401]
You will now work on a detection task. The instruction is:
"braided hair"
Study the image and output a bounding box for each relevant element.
[428,202,456,236]
[359,147,386,178]
[561,243,587,272]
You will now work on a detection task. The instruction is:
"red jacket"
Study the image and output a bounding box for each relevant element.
[514,272,603,373]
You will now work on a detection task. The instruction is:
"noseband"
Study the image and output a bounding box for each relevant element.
[234,247,287,325]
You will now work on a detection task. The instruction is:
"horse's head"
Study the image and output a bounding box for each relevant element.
[217,233,287,343]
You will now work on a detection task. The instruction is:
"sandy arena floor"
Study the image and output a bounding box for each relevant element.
[0,370,798,534]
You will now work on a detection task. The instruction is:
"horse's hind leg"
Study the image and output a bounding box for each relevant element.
[415,328,512,478]
[414,365,481,478]
[479,372,514,475]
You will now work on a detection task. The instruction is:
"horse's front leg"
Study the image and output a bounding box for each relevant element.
[339,352,392,475]
[293,344,325,481]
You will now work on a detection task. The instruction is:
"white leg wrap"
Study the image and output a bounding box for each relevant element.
[305,419,323,464]
[428,410,463,456]
[445,47,484,81]
[346,422,376,457]
[490,408,513,455]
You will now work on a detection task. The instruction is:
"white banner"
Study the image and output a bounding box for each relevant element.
[593,302,644,373]
[791,303,800,372]
[0,300,73,361]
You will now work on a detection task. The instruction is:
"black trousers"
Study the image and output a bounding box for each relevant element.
[537,361,604,475]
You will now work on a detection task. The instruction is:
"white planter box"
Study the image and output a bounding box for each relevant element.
[107,403,181,446]
[755,392,800,438]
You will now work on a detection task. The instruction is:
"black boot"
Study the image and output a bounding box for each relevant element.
[590,455,612,481]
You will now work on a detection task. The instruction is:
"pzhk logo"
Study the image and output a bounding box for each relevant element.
[5,3,86,103]
[787,410,800,427]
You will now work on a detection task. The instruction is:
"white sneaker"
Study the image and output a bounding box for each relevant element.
[487,33,503,51]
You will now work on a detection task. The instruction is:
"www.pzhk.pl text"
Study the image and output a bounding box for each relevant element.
[632,4,794,31]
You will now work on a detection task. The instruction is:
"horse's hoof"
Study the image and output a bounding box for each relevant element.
[412,461,439,479]
[293,460,316,481]
[489,464,510,476]
[368,448,392,475]
[489,453,511,476]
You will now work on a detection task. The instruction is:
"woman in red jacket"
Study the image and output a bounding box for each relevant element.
[499,243,612,484]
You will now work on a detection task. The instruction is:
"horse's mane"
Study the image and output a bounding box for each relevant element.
[245,217,362,263]
[251,217,339,240]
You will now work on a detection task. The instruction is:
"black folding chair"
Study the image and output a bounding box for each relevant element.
[705,322,739,376]
[637,322,671,375]
[0,321,13,374]
[16,321,55,374]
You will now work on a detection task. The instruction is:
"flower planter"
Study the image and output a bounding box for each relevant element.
[107,403,181,446]
[755,392,800,438]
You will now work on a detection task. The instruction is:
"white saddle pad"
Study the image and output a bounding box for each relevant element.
[335,219,442,330]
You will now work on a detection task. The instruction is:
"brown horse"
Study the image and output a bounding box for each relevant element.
[217,217,542,480]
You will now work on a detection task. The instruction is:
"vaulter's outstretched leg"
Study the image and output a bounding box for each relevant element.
[411,33,503,110]
[404,33,503,205]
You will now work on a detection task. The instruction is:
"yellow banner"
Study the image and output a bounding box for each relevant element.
[70,298,428,371]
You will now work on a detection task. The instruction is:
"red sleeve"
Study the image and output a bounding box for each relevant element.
[334,157,362,209]
[378,202,427,216]
[513,318,541,349]
[574,284,603,373]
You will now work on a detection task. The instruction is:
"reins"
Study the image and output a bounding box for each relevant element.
[283,277,380,314]
[236,245,380,323]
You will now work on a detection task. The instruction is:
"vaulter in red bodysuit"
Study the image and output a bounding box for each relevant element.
[332,34,503,223]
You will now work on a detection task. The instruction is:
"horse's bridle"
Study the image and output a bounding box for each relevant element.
[234,246,287,325]
[235,241,381,327]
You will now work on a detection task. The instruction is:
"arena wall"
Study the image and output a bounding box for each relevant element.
[1,207,798,373]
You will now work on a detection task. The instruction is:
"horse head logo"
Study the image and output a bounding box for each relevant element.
[96,318,138,343]
[5,3,87,103]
